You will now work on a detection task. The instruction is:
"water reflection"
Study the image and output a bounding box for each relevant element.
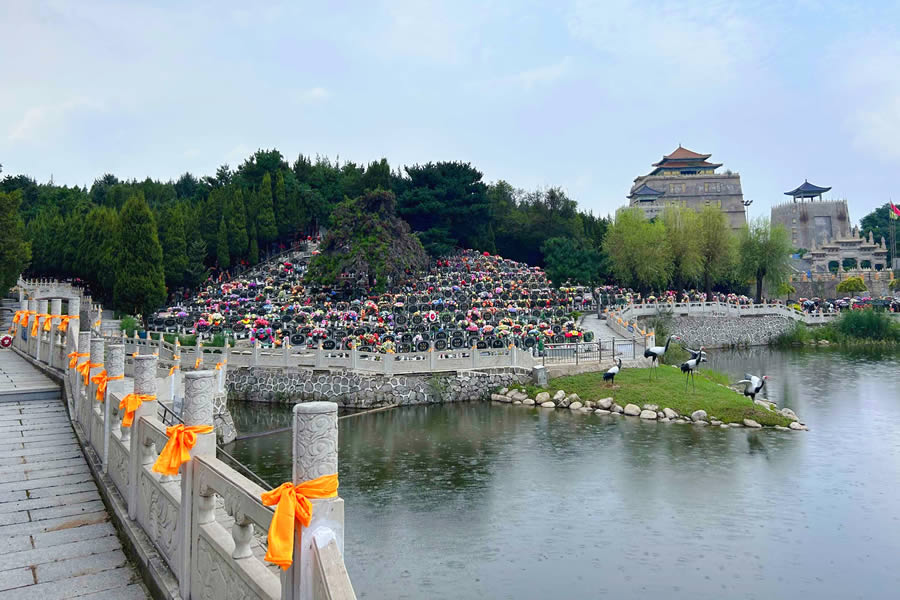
[226,348,900,599]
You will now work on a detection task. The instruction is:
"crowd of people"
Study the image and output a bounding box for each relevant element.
[151,249,595,352]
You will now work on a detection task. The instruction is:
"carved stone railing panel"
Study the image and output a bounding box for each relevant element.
[135,414,183,574]
[192,456,279,600]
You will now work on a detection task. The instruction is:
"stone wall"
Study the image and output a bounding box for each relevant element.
[226,366,531,408]
[640,315,794,348]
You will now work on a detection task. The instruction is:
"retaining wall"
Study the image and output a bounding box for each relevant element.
[226,366,531,407]
[640,315,794,348]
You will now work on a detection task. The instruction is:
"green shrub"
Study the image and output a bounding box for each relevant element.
[835,309,900,341]
[120,316,139,337]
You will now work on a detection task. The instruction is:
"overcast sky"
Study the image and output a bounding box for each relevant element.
[2,0,899,224]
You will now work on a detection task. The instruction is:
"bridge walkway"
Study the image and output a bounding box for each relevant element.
[0,353,150,598]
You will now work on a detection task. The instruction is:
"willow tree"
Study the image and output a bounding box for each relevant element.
[739,217,792,303]
[696,205,737,298]
[662,206,702,290]
[307,189,427,290]
[114,193,166,319]
[603,208,672,292]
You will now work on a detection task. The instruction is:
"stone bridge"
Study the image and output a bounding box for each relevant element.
[6,293,357,599]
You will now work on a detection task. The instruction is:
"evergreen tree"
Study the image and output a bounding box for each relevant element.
[227,189,249,258]
[0,190,31,293]
[216,215,230,270]
[184,238,209,290]
[308,189,428,290]
[114,193,166,319]
[256,173,278,245]
[274,170,292,238]
[159,205,188,289]
[248,222,259,265]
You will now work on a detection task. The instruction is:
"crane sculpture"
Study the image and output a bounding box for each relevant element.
[643,335,679,379]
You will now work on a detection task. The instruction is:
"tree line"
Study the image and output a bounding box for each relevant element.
[2,151,611,315]
[604,206,793,302]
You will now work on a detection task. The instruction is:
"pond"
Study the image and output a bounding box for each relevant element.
[225,347,900,599]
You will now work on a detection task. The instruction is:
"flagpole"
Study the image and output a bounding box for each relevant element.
[891,198,898,272]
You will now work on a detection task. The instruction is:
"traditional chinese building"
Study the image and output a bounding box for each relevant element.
[772,180,889,271]
[627,146,748,229]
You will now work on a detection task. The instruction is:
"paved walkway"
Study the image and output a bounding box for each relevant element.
[0,361,150,598]
[0,350,61,403]
[580,313,630,341]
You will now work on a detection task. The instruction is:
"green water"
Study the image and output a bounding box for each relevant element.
[226,348,900,599]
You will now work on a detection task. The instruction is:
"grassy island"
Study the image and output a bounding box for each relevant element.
[523,365,793,427]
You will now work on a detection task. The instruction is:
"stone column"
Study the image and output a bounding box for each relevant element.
[103,343,125,473]
[75,331,92,430]
[289,402,345,600]
[128,354,158,520]
[178,370,217,598]
[27,299,38,358]
[65,297,81,411]
[49,299,62,369]
[35,299,48,363]
[16,299,28,351]
[87,337,105,446]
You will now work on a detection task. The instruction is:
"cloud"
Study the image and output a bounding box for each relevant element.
[7,97,104,143]
[511,57,575,89]
[567,0,760,83]
[297,87,330,103]
[832,37,900,162]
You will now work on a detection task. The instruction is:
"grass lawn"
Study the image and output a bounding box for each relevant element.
[521,365,792,427]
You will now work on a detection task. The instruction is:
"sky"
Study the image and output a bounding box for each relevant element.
[2,0,900,224]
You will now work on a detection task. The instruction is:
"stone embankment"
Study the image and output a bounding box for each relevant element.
[227,366,530,407]
[490,387,808,431]
[640,316,794,348]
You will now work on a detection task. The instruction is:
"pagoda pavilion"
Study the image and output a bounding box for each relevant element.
[626,146,747,229]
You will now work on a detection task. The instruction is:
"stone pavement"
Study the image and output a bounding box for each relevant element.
[579,313,631,342]
[0,350,61,403]
[0,398,150,599]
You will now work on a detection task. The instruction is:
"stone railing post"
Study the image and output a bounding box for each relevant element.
[75,331,91,429]
[65,296,81,405]
[471,345,478,369]
[49,298,62,369]
[128,354,158,520]
[27,299,38,358]
[88,337,105,447]
[252,340,260,366]
[15,299,27,352]
[350,348,359,371]
[104,344,125,473]
[36,299,49,363]
[428,347,436,371]
[314,342,324,369]
[287,402,347,600]
[178,370,217,599]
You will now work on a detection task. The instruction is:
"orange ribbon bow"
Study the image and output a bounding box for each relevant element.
[20,311,33,328]
[168,364,180,377]
[68,351,89,368]
[151,424,214,476]
[260,474,340,570]
[76,361,102,386]
[31,314,47,337]
[58,315,77,332]
[194,357,202,368]
[12,310,23,325]
[118,393,155,428]
[91,371,124,402]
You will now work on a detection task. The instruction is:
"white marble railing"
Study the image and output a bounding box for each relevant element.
[106,331,539,375]
[611,301,838,326]
[13,303,357,600]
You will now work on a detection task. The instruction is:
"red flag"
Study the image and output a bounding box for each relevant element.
[890,200,900,218]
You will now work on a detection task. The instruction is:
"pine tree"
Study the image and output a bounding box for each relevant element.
[158,205,188,289]
[0,190,31,293]
[114,193,166,319]
[217,215,230,270]
[248,222,259,265]
[184,238,209,290]
[256,172,277,245]
[227,188,249,258]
